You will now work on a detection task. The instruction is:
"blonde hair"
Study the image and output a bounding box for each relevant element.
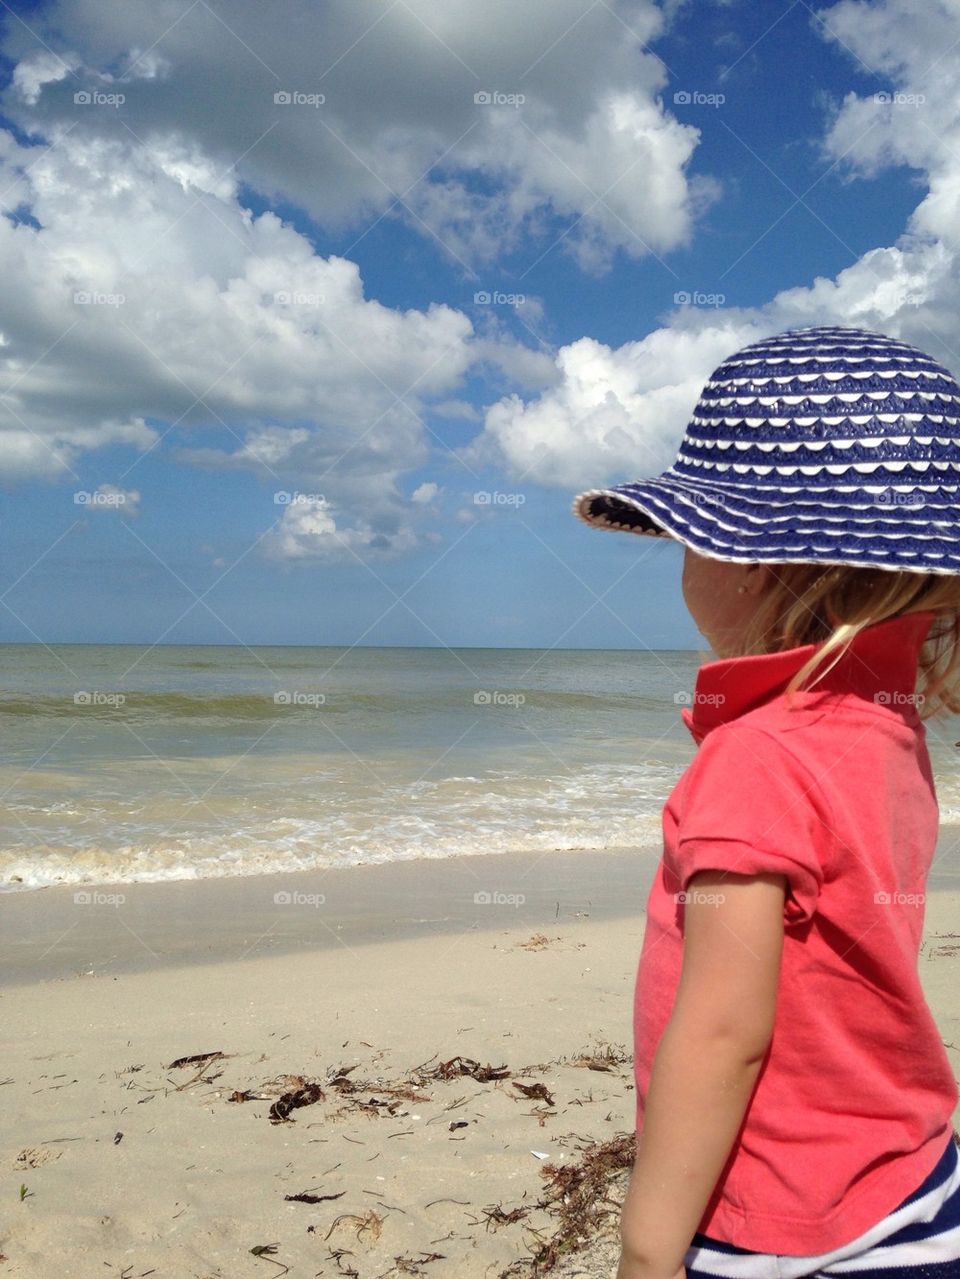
[729,562,960,721]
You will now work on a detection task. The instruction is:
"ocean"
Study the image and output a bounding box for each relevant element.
[2,643,959,893]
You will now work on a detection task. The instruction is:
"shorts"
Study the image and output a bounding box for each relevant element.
[685,1132,960,1278]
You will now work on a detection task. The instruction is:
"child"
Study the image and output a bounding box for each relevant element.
[572,325,960,1279]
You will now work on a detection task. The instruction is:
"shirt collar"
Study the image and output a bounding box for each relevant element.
[682,608,937,744]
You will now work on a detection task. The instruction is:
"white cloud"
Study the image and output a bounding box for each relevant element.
[467,321,761,487]
[469,0,960,490]
[263,496,420,561]
[0,0,724,558]
[0,0,717,271]
[11,49,78,106]
[430,399,482,422]
[411,481,440,504]
[5,0,960,554]
[0,124,474,550]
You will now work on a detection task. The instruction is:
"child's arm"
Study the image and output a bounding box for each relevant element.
[618,868,788,1279]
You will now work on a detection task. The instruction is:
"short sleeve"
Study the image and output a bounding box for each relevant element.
[673,723,833,926]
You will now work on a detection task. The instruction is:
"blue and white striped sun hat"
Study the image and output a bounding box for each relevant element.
[572,324,960,575]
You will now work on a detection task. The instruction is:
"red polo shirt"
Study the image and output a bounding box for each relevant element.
[633,608,958,1255]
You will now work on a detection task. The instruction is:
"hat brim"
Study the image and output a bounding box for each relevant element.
[572,488,675,537]
[572,476,960,574]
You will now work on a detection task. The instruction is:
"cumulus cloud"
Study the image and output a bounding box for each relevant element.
[5,0,960,558]
[465,323,756,487]
[0,122,475,550]
[469,0,960,490]
[263,496,420,562]
[11,48,78,105]
[0,0,724,556]
[0,0,716,273]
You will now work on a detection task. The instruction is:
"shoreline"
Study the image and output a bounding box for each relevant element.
[3,833,960,987]
[0,843,661,987]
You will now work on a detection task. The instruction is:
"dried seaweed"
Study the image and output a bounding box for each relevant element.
[498,1132,636,1276]
[419,1055,510,1083]
[268,1081,325,1124]
[168,1051,224,1070]
[283,1190,346,1204]
[512,1081,555,1106]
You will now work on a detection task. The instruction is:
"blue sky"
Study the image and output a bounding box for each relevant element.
[0,0,954,650]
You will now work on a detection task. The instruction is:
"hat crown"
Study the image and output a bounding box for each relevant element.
[572,323,960,573]
[675,324,960,489]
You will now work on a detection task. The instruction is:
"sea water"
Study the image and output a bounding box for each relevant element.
[1,643,958,891]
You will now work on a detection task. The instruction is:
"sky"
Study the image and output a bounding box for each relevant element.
[0,0,956,651]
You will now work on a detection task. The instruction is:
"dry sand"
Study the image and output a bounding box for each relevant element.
[1,843,958,1279]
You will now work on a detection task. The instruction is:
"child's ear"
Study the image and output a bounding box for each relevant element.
[744,560,777,596]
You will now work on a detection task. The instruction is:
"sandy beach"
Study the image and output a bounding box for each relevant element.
[2,842,959,1279]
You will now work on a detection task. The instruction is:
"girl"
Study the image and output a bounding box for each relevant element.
[572,325,960,1279]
